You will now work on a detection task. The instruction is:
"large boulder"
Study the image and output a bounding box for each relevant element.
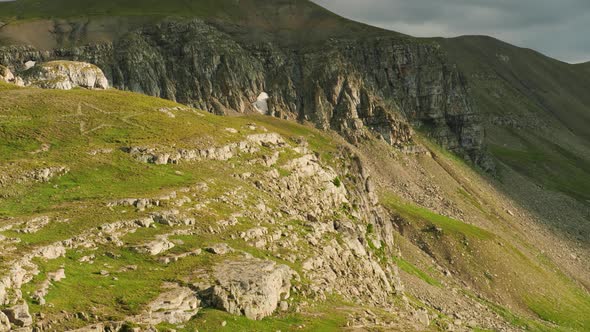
[133,283,200,325]
[2,302,33,327]
[133,236,175,256]
[21,61,109,90]
[209,258,295,320]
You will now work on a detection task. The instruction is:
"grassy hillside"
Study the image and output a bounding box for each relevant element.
[0,82,358,330]
[0,82,588,331]
[0,2,589,330]
[576,61,590,74]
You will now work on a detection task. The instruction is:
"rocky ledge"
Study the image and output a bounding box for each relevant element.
[20,61,109,90]
[0,61,109,90]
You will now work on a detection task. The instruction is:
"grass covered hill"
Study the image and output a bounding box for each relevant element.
[0,81,589,331]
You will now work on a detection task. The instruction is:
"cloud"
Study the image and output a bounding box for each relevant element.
[313,0,590,63]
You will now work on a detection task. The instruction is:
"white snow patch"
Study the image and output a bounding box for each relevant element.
[253,92,269,114]
[24,61,36,70]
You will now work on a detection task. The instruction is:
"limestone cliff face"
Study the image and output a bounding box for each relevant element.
[0,19,483,161]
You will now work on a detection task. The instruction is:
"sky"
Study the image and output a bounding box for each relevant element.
[313,0,590,64]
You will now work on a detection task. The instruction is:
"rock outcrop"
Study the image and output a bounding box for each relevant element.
[33,268,66,305]
[20,61,109,90]
[2,302,33,328]
[133,283,200,325]
[133,236,175,256]
[208,258,295,320]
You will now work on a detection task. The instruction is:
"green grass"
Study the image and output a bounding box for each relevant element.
[159,303,347,332]
[0,157,194,216]
[525,291,590,331]
[381,192,493,240]
[24,247,166,318]
[490,130,590,202]
[0,87,270,217]
[249,115,339,164]
[381,190,590,332]
[472,295,565,332]
[392,256,441,287]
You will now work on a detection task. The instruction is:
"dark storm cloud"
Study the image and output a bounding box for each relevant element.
[313,0,590,63]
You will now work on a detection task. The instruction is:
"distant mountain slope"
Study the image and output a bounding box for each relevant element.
[0,0,399,45]
[576,61,590,73]
[438,36,590,244]
[440,36,590,139]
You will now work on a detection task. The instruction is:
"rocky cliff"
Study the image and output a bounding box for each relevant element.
[0,18,485,164]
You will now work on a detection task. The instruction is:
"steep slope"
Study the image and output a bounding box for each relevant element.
[0,82,588,331]
[0,82,402,331]
[438,36,590,247]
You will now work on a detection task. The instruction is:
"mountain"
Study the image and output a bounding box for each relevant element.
[0,1,589,331]
[438,35,590,245]
[577,61,590,73]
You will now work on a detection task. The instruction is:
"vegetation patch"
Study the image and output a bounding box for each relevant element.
[490,130,590,202]
[392,256,441,287]
[381,192,493,240]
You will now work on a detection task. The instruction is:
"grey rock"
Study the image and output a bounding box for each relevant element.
[133,283,200,325]
[134,236,175,256]
[415,309,430,326]
[28,167,69,183]
[16,216,50,234]
[205,243,233,255]
[2,302,32,327]
[209,258,295,320]
[48,269,66,282]
[20,61,108,90]
[36,244,66,260]
[279,301,289,312]
[66,321,125,332]
[0,65,14,83]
